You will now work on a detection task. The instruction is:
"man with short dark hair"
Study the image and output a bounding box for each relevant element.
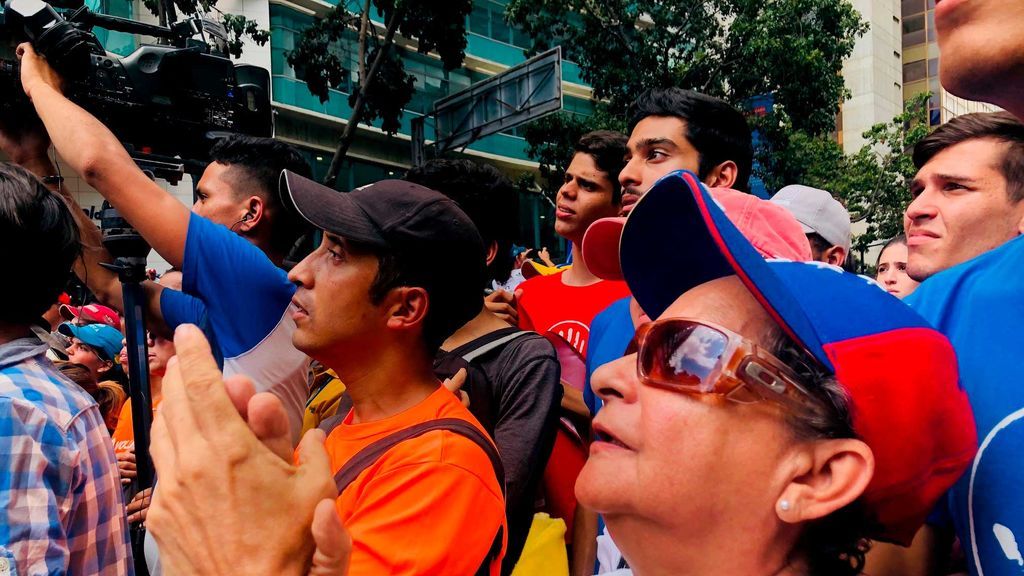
[407,159,562,574]
[0,163,131,575]
[200,135,313,267]
[512,130,631,575]
[904,111,1024,281]
[585,88,755,416]
[770,184,851,266]
[516,130,631,395]
[618,87,754,212]
[866,110,1024,576]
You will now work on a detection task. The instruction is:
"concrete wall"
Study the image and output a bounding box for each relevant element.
[840,0,903,153]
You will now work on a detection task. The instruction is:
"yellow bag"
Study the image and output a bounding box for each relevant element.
[510,513,569,576]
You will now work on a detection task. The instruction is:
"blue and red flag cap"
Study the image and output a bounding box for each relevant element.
[620,171,977,545]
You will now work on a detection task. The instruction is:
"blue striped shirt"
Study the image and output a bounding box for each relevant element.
[0,336,132,575]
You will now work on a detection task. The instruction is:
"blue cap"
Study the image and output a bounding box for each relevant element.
[58,322,123,361]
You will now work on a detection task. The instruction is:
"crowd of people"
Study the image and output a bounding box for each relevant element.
[1,1,1022,575]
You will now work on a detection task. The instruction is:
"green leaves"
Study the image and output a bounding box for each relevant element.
[286,0,472,132]
[221,13,270,59]
[139,0,270,60]
[508,0,868,200]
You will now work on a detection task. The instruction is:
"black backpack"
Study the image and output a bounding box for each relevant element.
[433,327,532,436]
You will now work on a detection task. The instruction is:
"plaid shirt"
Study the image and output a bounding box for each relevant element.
[0,336,132,575]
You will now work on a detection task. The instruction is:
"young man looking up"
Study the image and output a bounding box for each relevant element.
[584,87,755,415]
[0,163,131,575]
[407,159,562,574]
[516,131,630,399]
[278,173,506,575]
[512,130,629,575]
[866,111,1024,576]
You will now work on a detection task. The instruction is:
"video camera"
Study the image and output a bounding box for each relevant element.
[0,0,273,163]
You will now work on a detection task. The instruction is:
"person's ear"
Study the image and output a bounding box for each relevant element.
[774,438,874,524]
[98,358,114,375]
[704,161,739,190]
[383,286,430,335]
[240,196,265,231]
[485,241,499,267]
[826,246,848,267]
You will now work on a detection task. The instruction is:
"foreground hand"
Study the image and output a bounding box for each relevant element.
[147,324,343,576]
[16,43,63,100]
[485,289,522,326]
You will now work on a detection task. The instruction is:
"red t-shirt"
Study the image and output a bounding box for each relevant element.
[516,271,630,390]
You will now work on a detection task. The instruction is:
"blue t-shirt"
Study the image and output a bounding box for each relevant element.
[906,235,1024,576]
[158,214,310,442]
[584,297,635,416]
[584,296,635,573]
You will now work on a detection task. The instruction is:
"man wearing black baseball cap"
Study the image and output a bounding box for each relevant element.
[282,173,506,575]
[145,173,506,576]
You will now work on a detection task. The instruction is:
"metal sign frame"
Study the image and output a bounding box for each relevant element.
[433,46,563,153]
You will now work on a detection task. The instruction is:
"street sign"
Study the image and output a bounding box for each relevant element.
[433,46,562,152]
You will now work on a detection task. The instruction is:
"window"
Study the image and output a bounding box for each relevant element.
[903,59,927,83]
[928,58,939,77]
[468,0,531,47]
[902,0,923,17]
[903,14,926,45]
[470,8,490,36]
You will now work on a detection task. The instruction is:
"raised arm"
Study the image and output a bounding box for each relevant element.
[18,43,190,267]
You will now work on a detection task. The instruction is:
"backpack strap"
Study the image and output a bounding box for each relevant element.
[460,330,531,363]
[334,418,506,494]
[333,418,506,575]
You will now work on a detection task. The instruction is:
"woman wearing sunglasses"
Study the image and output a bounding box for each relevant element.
[575,172,977,576]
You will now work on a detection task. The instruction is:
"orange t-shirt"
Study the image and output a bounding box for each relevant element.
[323,385,506,576]
[111,399,161,456]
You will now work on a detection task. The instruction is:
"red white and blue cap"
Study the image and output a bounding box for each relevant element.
[621,170,977,545]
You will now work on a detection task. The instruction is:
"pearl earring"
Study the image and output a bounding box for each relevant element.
[779,500,791,512]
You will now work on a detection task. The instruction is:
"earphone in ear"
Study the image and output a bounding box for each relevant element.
[241,212,253,221]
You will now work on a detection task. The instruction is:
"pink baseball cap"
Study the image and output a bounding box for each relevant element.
[59,303,121,328]
[582,187,813,280]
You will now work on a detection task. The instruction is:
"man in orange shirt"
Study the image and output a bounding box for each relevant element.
[283,174,506,575]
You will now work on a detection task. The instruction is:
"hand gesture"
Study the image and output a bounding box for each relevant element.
[146,325,347,576]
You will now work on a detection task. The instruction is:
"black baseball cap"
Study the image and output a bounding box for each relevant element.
[279,170,486,347]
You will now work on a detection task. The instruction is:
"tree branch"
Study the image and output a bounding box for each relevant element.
[324,3,407,186]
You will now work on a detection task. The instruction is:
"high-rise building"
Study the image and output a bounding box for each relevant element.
[838,0,904,153]
[899,0,999,126]
[840,0,998,155]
